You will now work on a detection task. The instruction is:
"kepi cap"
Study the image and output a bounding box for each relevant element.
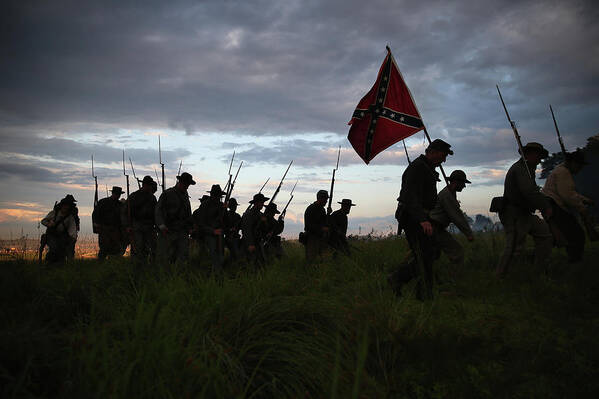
[427,139,453,155]
[448,170,471,184]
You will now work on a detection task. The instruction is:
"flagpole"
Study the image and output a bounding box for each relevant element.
[387,47,449,185]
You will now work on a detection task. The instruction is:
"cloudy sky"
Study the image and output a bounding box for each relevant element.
[1,0,598,238]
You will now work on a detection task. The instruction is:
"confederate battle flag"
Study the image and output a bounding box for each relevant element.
[348,46,424,164]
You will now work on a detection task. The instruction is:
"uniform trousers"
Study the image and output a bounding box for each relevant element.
[158,229,189,265]
[496,206,552,275]
[549,200,585,262]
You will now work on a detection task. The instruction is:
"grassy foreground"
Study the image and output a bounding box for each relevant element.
[2,234,599,398]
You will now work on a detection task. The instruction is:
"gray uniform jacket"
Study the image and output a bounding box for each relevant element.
[155,187,192,231]
[399,154,439,223]
[503,159,548,213]
[429,187,473,237]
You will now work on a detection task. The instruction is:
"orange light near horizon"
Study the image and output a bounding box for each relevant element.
[0,208,45,223]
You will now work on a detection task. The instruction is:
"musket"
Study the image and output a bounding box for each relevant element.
[91,155,98,208]
[279,180,298,221]
[223,151,235,193]
[226,161,243,200]
[259,177,270,194]
[105,184,109,198]
[154,168,161,188]
[129,157,141,189]
[550,105,567,156]
[268,161,293,205]
[177,160,183,185]
[496,85,532,180]
[159,135,165,192]
[327,147,341,215]
[122,150,130,198]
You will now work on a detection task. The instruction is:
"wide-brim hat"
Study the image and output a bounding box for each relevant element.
[228,198,238,206]
[338,199,356,207]
[519,142,549,158]
[207,184,226,196]
[249,193,269,204]
[427,139,454,155]
[177,172,196,185]
[448,170,471,184]
[565,149,588,165]
[265,203,280,214]
[110,186,124,195]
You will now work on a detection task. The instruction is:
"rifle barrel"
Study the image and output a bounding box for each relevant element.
[496,85,532,180]
[550,105,567,155]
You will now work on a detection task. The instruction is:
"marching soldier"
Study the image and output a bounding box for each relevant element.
[303,190,329,263]
[40,195,78,263]
[125,176,158,266]
[195,184,227,275]
[63,194,80,259]
[224,198,242,261]
[428,170,474,267]
[542,149,593,262]
[155,172,195,264]
[92,186,124,261]
[496,142,553,277]
[241,193,269,267]
[388,139,453,300]
[329,199,356,256]
[260,203,285,259]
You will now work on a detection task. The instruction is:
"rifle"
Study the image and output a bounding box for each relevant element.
[268,161,293,206]
[122,150,130,198]
[550,105,567,156]
[129,157,141,189]
[279,180,298,221]
[496,85,532,180]
[226,161,243,200]
[327,147,341,215]
[91,155,99,233]
[91,155,99,208]
[159,135,165,192]
[154,168,161,189]
[223,151,235,193]
[177,160,182,179]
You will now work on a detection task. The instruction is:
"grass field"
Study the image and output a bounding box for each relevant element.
[2,233,599,398]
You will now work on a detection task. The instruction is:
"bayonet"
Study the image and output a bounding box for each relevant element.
[268,160,293,205]
[91,155,98,209]
[177,160,183,178]
[280,180,298,221]
[497,85,532,180]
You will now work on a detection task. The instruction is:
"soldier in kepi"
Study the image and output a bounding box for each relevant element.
[241,193,269,267]
[542,149,593,263]
[40,195,78,263]
[124,176,158,266]
[260,203,285,260]
[428,170,474,270]
[92,186,125,261]
[495,142,553,277]
[155,172,195,264]
[224,198,242,261]
[329,199,356,256]
[195,184,227,275]
[387,139,453,300]
[303,190,329,263]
